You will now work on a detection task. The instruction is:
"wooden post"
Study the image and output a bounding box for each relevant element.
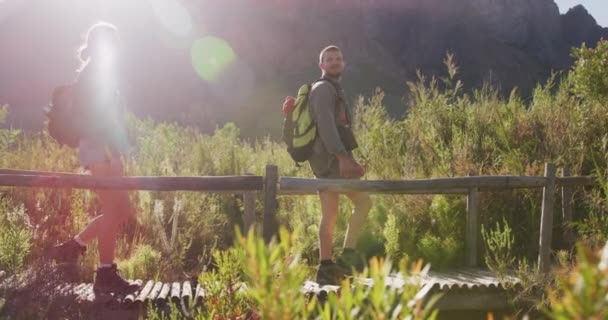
[242,173,256,236]
[466,187,480,267]
[538,163,556,273]
[263,165,279,243]
[561,167,574,246]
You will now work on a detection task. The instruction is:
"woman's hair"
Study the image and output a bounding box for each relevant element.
[77,21,120,72]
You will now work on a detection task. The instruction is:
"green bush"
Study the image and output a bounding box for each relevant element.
[0,201,31,275]
[118,244,162,280]
[546,242,608,319]
[482,217,516,274]
[570,39,608,103]
[417,233,460,269]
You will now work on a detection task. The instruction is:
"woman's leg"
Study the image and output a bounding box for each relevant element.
[75,160,133,264]
[81,159,138,293]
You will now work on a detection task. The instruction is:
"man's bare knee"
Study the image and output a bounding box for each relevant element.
[319,191,339,210]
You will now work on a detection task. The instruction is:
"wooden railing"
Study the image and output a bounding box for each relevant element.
[0,163,597,273]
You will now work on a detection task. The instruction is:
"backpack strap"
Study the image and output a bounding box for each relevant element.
[316,77,350,124]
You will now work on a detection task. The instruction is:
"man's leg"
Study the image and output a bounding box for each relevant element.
[316,190,344,285]
[318,191,340,260]
[343,191,372,249]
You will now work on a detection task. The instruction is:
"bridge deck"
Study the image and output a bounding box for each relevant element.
[0,267,520,319]
[32,268,520,310]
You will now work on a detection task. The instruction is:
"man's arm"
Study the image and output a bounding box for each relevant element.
[309,82,364,178]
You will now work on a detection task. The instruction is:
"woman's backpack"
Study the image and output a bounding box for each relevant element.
[45,84,82,148]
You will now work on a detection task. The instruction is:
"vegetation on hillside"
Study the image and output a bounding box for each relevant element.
[1,40,608,318]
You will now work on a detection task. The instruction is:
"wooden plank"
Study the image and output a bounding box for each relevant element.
[279,176,547,194]
[263,165,279,243]
[157,283,171,304]
[195,283,205,306]
[181,281,192,307]
[561,167,574,245]
[556,176,597,187]
[466,187,480,267]
[57,283,74,295]
[170,282,181,304]
[384,274,407,289]
[146,281,164,302]
[432,290,510,310]
[421,268,520,290]
[85,285,97,303]
[0,169,85,177]
[122,279,143,307]
[452,269,505,288]
[70,283,88,296]
[411,283,434,307]
[538,163,557,273]
[134,280,155,305]
[301,281,321,295]
[243,174,257,235]
[75,284,93,304]
[0,174,263,192]
[278,188,468,195]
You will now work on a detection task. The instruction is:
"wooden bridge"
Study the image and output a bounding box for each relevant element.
[0,266,522,318]
[0,163,595,316]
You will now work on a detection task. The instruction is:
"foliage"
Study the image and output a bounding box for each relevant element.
[482,217,516,274]
[570,39,608,103]
[546,242,608,319]
[2,41,608,316]
[147,227,435,319]
[118,244,162,280]
[0,200,31,275]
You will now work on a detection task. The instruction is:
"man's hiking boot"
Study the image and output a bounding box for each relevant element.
[93,264,140,294]
[50,239,86,264]
[336,248,366,276]
[315,261,344,286]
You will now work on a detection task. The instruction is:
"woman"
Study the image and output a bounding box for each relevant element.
[51,21,138,294]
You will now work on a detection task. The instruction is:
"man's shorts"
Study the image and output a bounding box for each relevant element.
[313,156,363,180]
[313,157,342,179]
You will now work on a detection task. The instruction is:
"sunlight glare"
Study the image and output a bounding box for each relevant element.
[190,36,236,82]
[150,0,193,37]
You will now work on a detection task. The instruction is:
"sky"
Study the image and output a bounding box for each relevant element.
[555,0,607,27]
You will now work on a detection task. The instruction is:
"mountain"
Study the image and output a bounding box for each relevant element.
[561,4,608,53]
[1,0,607,138]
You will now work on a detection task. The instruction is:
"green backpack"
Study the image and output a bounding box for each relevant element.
[282,79,338,164]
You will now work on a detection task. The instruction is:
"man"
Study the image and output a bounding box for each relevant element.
[307,45,372,285]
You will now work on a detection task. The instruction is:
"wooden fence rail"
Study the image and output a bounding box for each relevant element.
[0,171,263,193]
[0,164,599,273]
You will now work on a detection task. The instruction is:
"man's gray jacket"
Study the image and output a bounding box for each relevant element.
[308,76,354,178]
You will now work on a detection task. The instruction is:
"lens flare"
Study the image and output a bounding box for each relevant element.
[190,36,236,82]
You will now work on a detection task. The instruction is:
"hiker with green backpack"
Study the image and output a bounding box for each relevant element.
[283,45,373,285]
